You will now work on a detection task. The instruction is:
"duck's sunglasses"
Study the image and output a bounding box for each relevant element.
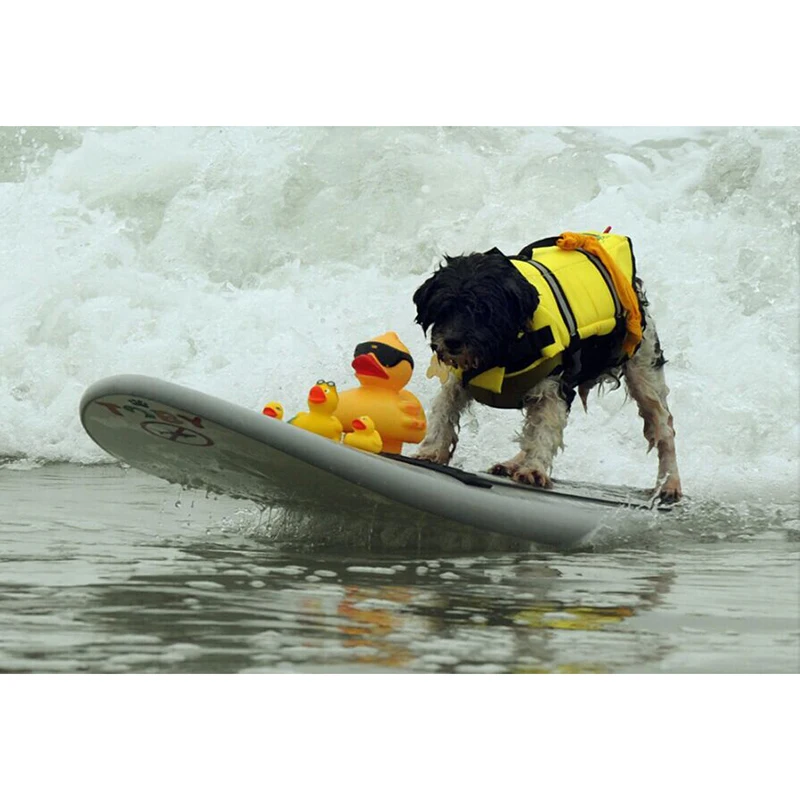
[353,341,415,369]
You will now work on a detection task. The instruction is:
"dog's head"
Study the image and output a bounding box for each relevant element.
[413,250,540,373]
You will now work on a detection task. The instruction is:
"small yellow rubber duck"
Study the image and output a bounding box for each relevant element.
[261,401,284,420]
[343,415,383,454]
[288,380,343,442]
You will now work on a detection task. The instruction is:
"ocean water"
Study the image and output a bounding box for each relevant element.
[1,125,798,673]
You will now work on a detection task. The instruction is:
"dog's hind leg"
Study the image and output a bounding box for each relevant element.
[623,320,682,502]
[414,374,473,465]
[490,376,569,488]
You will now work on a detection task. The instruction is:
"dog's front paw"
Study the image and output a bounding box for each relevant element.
[413,444,453,465]
[490,460,552,488]
[489,460,517,478]
[511,466,553,489]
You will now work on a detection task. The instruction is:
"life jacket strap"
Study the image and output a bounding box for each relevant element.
[516,237,561,258]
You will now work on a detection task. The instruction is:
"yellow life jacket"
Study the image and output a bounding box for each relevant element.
[456,230,643,409]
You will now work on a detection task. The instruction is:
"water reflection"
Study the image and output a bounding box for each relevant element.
[41,541,681,674]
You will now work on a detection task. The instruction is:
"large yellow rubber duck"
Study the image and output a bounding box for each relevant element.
[343,415,383,454]
[288,380,343,442]
[334,332,427,454]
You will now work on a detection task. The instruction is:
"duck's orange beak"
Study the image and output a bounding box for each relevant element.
[262,406,278,418]
[308,385,326,404]
[352,354,388,379]
[352,418,367,431]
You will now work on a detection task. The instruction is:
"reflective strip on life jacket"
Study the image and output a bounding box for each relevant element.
[527,257,578,342]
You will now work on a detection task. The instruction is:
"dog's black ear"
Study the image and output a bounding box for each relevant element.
[505,270,540,326]
[483,250,540,327]
[412,274,441,333]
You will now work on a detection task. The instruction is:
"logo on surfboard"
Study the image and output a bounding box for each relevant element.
[140,421,214,446]
[93,398,215,446]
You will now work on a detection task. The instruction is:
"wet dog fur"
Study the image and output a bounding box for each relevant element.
[412,248,682,502]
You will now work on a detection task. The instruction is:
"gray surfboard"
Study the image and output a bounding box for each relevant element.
[79,375,665,548]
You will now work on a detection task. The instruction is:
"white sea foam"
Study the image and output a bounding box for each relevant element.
[1,126,797,506]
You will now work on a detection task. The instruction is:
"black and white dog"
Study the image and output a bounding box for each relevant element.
[412,237,682,502]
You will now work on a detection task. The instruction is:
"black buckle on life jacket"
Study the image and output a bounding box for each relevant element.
[504,327,556,373]
[461,326,556,387]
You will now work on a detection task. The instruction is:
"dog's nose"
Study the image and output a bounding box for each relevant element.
[444,338,462,351]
